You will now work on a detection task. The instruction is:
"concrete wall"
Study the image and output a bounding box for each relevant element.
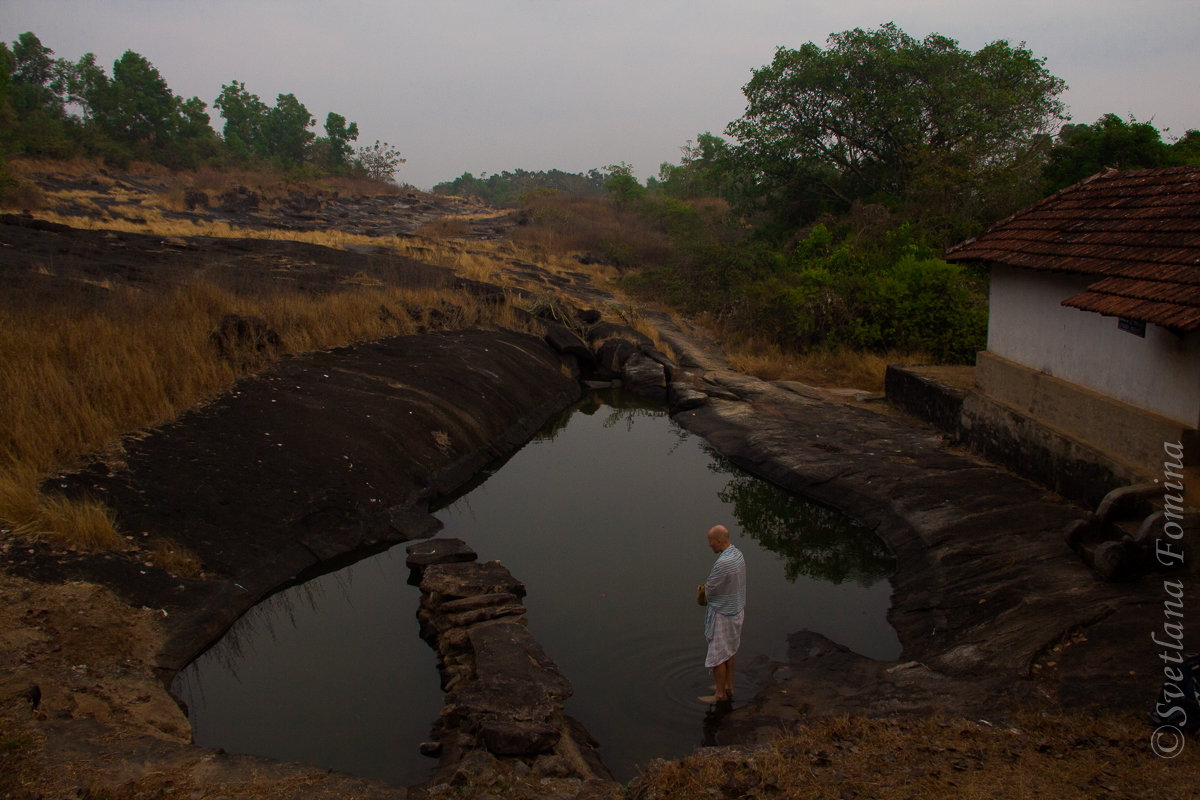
[974,351,1198,477]
[987,265,1200,427]
[959,389,1143,508]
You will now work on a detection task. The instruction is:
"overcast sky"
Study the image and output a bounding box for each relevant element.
[3,1,1198,189]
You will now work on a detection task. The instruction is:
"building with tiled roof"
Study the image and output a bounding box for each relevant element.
[944,165,1199,496]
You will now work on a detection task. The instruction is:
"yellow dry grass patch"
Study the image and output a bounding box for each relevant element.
[0,273,534,550]
[724,336,929,392]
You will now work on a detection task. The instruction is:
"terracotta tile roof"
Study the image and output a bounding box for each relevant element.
[945,165,1200,332]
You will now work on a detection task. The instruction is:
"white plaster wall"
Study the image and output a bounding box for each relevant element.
[987,264,1200,427]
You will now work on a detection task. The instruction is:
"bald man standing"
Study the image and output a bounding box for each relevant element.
[698,524,746,703]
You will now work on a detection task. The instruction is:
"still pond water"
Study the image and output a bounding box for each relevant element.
[172,392,900,785]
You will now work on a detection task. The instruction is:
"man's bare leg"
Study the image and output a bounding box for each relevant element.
[713,659,732,701]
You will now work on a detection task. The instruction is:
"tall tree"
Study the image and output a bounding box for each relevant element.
[10,31,61,115]
[260,93,314,166]
[727,22,1066,238]
[312,111,359,171]
[62,52,110,121]
[103,50,177,145]
[0,41,13,113]
[213,80,268,159]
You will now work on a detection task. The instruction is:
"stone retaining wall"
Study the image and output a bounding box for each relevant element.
[883,365,966,436]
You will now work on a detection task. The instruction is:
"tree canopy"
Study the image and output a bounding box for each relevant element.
[726,22,1067,240]
[1042,114,1200,193]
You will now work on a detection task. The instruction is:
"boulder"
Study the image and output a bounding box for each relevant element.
[642,347,678,378]
[412,560,610,782]
[586,321,654,349]
[421,560,527,605]
[594,338,637,379]
[216,186,260,213]
[183,190,209,210]
[443,621,574,756]
[621,353,667,402]
[543,322,594,367]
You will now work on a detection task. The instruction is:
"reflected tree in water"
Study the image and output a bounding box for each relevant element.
[705,447,894,586]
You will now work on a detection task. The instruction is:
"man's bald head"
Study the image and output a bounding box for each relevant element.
[707,524,730,552]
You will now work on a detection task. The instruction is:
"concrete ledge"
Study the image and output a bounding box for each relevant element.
[884,365,969,435]
[975,351,1198,474]
[960,390,1146,508]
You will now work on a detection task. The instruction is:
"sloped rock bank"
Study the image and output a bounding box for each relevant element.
[653,359,1186,741]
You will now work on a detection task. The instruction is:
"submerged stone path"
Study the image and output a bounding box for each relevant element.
[405,539,614,790]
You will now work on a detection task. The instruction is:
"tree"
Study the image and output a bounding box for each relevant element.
[1172,130,1200,164]
[260,92,314,166]
[214,80,268,159]
[0,41,13,114]
[354,140,405,182]
[658,132,738,200]
[214,87,315,167]
[6,32,76,157]
[727,22,1066,238]
[10,31,61,115]
[602,161,645,208]
[312,111,359,172]
[1042,114,1179,193]
[104,50,177,146]
[62,52,110,121]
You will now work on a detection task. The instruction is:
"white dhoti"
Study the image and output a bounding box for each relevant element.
[703,543,747,669]
[705,608,744,668]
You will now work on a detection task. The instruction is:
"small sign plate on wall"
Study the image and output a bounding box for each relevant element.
[1118,316,1147,337]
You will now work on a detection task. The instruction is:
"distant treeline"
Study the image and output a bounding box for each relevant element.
[432,168,608,206]
[0,31,404,181]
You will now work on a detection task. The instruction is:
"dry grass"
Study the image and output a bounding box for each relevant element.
[148,538,204,578]
[511,193,673,266]
[415,217,472,238]
[723,336,929,392]
[633,712,1197,800]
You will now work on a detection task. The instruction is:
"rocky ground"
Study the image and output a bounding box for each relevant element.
[1,167,1197,798]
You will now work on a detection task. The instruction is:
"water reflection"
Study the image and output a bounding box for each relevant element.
[706,451,896,586]
[433,393,899,781]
